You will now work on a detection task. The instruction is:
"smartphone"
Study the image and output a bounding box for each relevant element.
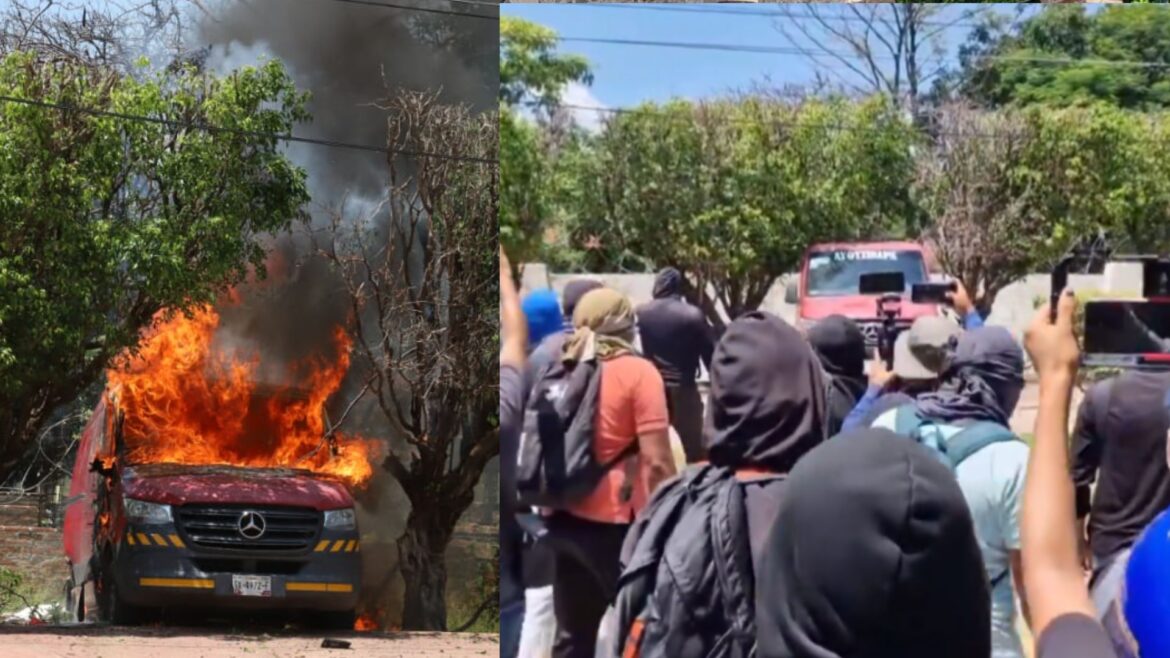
[911,282,957,305]
[858,271,905,295]
[1083,300,1170,367]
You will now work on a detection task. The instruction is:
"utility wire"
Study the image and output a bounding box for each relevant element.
[558,35,1170,70]
[320,0,498,20]
[0,95,498,165]
[571,3,990,31]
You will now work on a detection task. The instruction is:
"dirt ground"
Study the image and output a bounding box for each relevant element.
[0,625,498,658]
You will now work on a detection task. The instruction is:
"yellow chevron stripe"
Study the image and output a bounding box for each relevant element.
[345,539,357,552]
[330,539,345,553]
[286,582,353,593]
[126,533,136,546]
[314,540,330,552]
[139,577,213,589]
[151,533,167,547]
[136,532,150,546]
[168,534,184,548]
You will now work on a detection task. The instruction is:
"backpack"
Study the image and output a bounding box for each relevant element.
[515,356,637,509]
[889,404,1020,472]
[886,403,1020,588]
[607,465,764,658]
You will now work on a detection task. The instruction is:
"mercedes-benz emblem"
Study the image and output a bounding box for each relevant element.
[237,511,266,540]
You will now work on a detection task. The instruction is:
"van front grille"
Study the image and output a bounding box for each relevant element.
[176,505,321,553]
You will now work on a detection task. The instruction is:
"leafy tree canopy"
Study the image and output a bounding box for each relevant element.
[0,52,310,473]
[954,5,1170,109]
[500,16,592,112]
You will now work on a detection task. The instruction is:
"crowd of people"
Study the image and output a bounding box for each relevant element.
[499,246,1170,658]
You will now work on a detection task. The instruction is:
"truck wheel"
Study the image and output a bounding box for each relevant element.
[315,610,356,631]
[103,580,148,626]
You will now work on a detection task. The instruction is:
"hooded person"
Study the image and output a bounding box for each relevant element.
[756,428,991,658]
[807,315,868,439]
[524,279,604,394]
[869,325,1032,658]
[518,279,606,658]
[522,290,565,350]
[636,267,716,463]
[548,288,676,658]
[607,311,827,658]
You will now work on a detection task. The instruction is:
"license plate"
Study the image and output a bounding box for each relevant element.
[231,575,272,597]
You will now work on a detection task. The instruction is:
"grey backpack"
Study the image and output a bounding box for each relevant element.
[515,356,636,508]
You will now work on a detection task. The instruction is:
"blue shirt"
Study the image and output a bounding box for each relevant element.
[871,408,1030,658]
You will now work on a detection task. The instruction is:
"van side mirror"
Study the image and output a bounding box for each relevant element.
[784,280,800,304]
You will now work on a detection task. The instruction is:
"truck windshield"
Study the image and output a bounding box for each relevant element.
[806,249,926,297]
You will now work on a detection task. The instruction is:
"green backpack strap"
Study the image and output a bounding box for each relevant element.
[893,404,928,436]
[942,421,1020,469]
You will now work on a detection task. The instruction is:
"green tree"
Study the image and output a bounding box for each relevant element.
[500,16,592,113]
[917,102,1170,314]
[561,97,920,328]
[500,17,592,265]
[0,52,310,476]
[954,5,1170,109]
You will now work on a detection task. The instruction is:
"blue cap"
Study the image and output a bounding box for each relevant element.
[521,290,563,348]
[1125,508,1170,657]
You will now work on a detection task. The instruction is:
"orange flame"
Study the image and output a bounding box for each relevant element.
[106,305,374,488]
[354,612,379,631]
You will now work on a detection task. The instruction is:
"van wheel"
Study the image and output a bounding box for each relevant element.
[99,576,146,625]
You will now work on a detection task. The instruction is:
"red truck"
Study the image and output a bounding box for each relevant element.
[63,392,361,627]
[785,241,941,346]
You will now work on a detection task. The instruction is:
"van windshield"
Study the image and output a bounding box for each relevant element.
[806,249,927,297]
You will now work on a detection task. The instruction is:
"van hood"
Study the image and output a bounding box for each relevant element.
[121,463,353,511]
[799,295,938,322]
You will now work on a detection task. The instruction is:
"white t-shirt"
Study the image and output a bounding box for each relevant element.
[872,408,1031,658]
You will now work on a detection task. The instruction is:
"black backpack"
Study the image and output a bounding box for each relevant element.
[515,356,636,509]
[607,465,763,658]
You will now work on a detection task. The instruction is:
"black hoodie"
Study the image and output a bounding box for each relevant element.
[808,315,869,438]
[706,311,828,567]
[756,429,990,658]
[637,267,714,385]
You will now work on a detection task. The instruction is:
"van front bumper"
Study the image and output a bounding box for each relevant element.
[111,526,361,611]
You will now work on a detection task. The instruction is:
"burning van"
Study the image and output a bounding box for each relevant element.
[62,306,375,627]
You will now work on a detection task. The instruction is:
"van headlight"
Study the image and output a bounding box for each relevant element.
[324,508,356,530]
[123,498,172,525]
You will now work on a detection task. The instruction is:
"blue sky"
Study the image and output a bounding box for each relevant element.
[503,3,1039,125]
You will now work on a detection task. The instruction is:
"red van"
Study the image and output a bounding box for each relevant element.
[63,392,361,627]
[785,241,941,346]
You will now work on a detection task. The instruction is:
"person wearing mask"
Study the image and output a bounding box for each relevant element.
[500,248,530,658]
[1071,371,1170,586]
[1021,292,1119,657]
[522,290,565,352]
[608,311,827,658]
[512,289,570,658]
[526,279,604,392]
[807,315,867,438]
[756,428,991,658]
[549,288,675,658]
[841,315,961,431]
[870,325,1031,658]
[636,267,715,463]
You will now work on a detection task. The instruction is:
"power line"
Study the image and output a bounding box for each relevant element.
[572,3,989,31]
[558,34,1170,70]
[0,94,498,165]
[321,0,498,20]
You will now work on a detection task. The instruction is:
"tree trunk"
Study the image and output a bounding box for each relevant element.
[397,510,451,630]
